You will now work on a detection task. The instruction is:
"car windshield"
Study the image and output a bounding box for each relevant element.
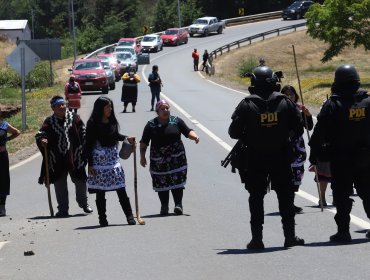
[288,2,303,9]
[165,30,178,35]
[116,48,134,54]
[118,41,132,46]
[194,19,208,24]
[143,36,156,42]
[101,61,109,67]
[116,53,132,60]
[74,62,102,70]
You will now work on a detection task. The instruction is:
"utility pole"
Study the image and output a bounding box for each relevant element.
[177,0,182,28]
[71,0,77,63]
[31,9,34,39]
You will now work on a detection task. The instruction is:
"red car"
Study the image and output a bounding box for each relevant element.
[97,53,120,82]
[70,59,109,94]
[117,38,142,54]
[161,28,189,46]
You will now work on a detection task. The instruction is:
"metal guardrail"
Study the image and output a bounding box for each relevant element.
[209,23,306,62]
[84,11,285,59]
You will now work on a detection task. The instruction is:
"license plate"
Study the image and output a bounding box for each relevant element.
[85,82,93,85]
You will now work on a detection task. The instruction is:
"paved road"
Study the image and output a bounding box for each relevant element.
[1,19,370,280]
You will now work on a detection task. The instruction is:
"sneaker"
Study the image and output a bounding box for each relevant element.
[82,205,93,214]
[160,206,169,216]
[284,236,305,248]
[127,215,136,225]
[294,205,303,214]
[246,239,265,250]
[55,211,70,218]
[0,205,6,217]
[174,205,183,215]
[330,232,352,243]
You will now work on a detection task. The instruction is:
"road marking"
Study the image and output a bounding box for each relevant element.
[0,241,10,251]
[10,152,40,171]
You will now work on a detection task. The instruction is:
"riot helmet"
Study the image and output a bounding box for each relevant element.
[334,64,360,85]
[250,66,276,87]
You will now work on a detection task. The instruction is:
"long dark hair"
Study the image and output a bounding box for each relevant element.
[89,96,119,129]
[281,85,299,103]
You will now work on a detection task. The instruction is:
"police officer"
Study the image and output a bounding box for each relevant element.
[309,64,370,242]
[229,66,305,249]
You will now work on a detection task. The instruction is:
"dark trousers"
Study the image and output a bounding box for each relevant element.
[193,59,199,71]
[0,151,10,197]
[158,188,183,207]
[96,188,130,202]
[95,188,133,218]
[123,101,137,107]
[150,88,161,108]
[331,160,370,231]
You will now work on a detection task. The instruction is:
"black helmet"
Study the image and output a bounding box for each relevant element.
[334,64,360,85]
[250,66,276,86]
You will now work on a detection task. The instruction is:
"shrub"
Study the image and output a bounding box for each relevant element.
[238,56,258,77]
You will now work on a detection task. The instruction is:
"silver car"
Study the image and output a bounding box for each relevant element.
[101,60,115,90]
[141,34,163,53]
[115,51,138,75]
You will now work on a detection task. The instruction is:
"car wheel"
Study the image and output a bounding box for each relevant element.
[204,30,209,37]
[160,44,163,51]
[176,40,180,46]
[217,27,223,34]
[185,38,188,44]
[102,86,109,95]
[189,33,194,37]
[109,83,115,90]
[296,13,301,20]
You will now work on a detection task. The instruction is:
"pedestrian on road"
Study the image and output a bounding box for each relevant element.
[148,65,163,111]
[309,64,370,242]
[281,85,313,214]
[140,99,199,216]
[201,49,209,72]
[85,96,136,226]
[229,66,305,249]
[121,66,140,113]
[192,48,199,71]
[35,95,93,217]
[64,75,82,113]
[308,161,332,206]
[0,113,20,217]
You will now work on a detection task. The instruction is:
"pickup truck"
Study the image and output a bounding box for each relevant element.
[188,17,225,37]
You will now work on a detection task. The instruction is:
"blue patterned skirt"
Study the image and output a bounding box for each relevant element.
[150,140,187,192]
[87,145,126,192]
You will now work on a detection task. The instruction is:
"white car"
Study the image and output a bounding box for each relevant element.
[115,52,138,75]
[114,46,137,60]
[141,34,163,53]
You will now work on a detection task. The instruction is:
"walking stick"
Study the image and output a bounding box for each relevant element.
[292,45,324,212]
[43,146,54,217]
[133,147,145,225]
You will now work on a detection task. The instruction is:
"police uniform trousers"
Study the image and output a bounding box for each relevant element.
[331,154,370,232]
[245,151,296,238]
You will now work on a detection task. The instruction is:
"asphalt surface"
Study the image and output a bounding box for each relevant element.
[1,19,370,280]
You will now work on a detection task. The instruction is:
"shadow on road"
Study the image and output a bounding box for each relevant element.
[142,213,191,219]
[215,246,287,255]
[27,213,87,220]
[75,224,128,230]
[305,238,370,247]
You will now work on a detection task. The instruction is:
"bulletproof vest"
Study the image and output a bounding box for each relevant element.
[236,92,294,151]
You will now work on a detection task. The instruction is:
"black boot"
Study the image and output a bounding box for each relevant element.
[330,231,352,243]
[119,197,136,225]
[283,224,304,247]
[158,191,169,216]
[247,225,264,250]
[96,199,108,227]
[172,188,183,215]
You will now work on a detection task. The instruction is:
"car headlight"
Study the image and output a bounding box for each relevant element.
[97,73,106,77]
[290,9,295,13]
[171,38,177,41]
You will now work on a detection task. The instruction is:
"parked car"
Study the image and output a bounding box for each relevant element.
[161,28,189,46]
[97,53,120,82]
[114,46,137,61]
[115,52,138,75]
[188,17,225,37]
[282,1,314,20]
[141,34,163,53]
[117,38,142,54]
[100,60,115,90]
[69,59,109,94]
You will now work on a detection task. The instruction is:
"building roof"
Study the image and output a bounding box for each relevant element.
[0,20,28,30]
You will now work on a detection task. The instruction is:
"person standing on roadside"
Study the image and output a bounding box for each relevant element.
[121,66,140,113]
[85,96,136,226]
[148,65,163,111]
[201,49,209,72]
[309,64,370,243]
[140,100,199,216]
[0,112,20,217]
[229,66,304,250]
[192,48,199,71]
[35,95,93,217]
[281,85,313,214]
[64,75,82,113]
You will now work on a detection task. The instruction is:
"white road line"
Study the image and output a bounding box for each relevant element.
[0,241,9,251]
[9,152,40,171]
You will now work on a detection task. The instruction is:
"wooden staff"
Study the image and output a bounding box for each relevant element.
[43,146,54,217]
[133,147,145,225]
[292,44,324,212]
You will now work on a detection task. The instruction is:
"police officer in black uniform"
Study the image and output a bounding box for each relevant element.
[229,66,305,249]
[309,64,370,242]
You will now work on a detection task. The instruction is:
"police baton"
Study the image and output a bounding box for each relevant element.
[292,45,324,212]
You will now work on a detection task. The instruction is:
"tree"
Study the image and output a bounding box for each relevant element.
[181,0,202,26]
[305,0,370,62]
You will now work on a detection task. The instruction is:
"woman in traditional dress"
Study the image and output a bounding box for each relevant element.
[140,100,199,215]
[121,66,140,113]
[281,85,313,213]
[0,111,20,216]
[64,75,82,113]
[85,96,136,226]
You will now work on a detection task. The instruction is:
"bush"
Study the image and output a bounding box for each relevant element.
[238,56,258,77]
[0,66,21,87]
